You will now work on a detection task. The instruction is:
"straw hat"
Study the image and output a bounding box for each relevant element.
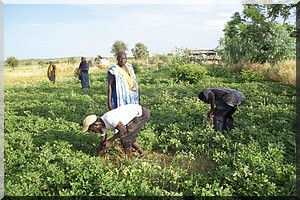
[82,114,97,132]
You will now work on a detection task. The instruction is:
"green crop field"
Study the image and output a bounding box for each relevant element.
[4,60,296,196]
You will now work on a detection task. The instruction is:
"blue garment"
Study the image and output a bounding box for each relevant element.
[80,71,90,89]
[213,99,236,132]
[108,64,139,109]
[79,61,90,89]
[79,61,89,71]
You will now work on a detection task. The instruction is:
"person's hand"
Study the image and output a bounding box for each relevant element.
[103,140,112,150]
[207,109,214,118]
[96,149,104,157]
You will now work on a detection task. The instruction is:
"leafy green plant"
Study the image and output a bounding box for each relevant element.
[130,61,141,74]
[240,68,265,82]
[171,63,207,84]
[4,60,296,196]
[219,5,296,66]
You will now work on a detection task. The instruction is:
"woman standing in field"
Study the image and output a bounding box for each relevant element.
[107,52,139,110]
[47,60,56,84]
[78,56,90,89]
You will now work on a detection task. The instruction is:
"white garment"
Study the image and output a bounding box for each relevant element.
[100,104,142,136]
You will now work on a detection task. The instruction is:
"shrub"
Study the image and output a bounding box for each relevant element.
[205,64,239,79]
[240,69,265,82]
[171,63,207,84]
[131,61,141,74]
[6,56,19,68]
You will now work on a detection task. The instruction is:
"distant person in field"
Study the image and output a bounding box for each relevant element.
[198,87,245,132]
[107,52,139,110]
[47,60,56,84]
[78,56,90,89]
[82,104,150,157]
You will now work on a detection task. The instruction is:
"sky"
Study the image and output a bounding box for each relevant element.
[2,2,249,60]
[3,1,296,60]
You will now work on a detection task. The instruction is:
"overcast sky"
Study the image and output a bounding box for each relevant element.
[2,2,261,59]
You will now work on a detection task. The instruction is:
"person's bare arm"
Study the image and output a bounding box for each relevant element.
[102,122,127,150]
[96,134,107,157]
[207,92,215,118]
[107,72,115,110]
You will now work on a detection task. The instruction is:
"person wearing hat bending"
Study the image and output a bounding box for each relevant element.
[198,87,245,132]
[82,104,150,157]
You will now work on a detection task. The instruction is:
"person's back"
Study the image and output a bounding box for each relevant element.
[101,104,143,130]
[221,88,244,107]
[201,87,244,107]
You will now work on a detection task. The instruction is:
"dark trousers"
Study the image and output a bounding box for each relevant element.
[80,71,90,89]
[213,99,237,132]
[121,107,150,148]
[49,71,55,84]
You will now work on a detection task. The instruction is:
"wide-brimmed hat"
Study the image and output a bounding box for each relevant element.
[82,114,97,132]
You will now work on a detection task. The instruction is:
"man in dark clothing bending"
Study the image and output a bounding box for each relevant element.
[198,87,245,132]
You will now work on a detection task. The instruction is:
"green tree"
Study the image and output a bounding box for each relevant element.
[265,4,294,23]
[219,4,296,66]
[111,40,128,56]
[6,56,19,69]
[131,42,149,60]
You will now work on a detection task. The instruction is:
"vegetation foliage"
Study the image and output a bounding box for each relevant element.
[4,54,296,196]
[219,4,296,66]
[110,40,128,57]
[131,42,150,61]
[5,57,19,69]
[3,4,296,196]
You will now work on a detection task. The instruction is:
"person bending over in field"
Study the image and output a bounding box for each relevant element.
[82,104,150,157]
[198,87,245,132]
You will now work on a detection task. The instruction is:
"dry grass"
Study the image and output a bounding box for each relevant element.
[4,63,102,86]
[5,66,47,85]
[238,60,296,86]
[5,59,295,87]
[266,60,296,86]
